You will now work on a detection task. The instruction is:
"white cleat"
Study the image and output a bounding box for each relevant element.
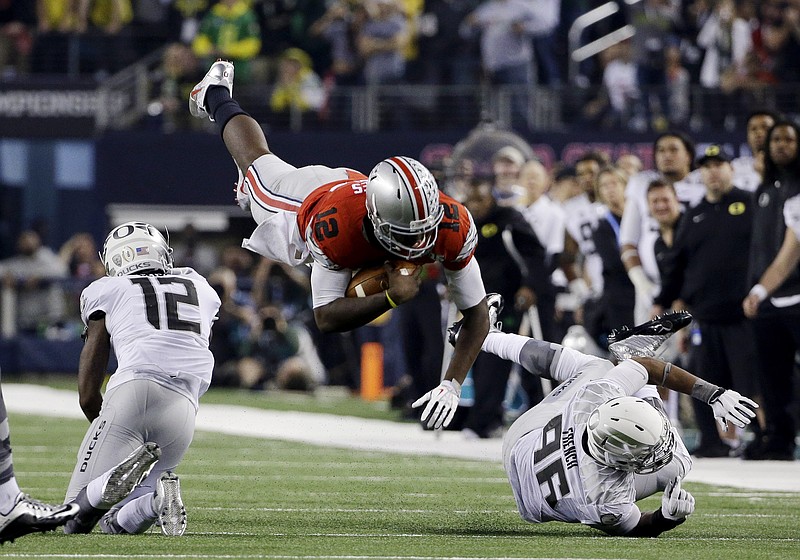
[189,59,235,121]
[0,494,78,543]
[100,442,161,505]
[154,471,186,536]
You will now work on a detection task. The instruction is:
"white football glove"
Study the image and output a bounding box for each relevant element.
[709,389,758,431]
[411,379,461,429]
[661,478,695,521]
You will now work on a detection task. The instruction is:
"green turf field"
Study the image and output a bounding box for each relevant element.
[2,412,799,560]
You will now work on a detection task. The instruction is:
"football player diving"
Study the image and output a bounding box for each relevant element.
[189,60,489,413]
[63,222,221,536]
[438,295,758,536]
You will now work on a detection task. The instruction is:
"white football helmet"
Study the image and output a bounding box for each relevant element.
[586,396,674,474]
[365,156,445,259]
[101,222,173,277]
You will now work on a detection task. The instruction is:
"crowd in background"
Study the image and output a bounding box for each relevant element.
[4,1,800,131]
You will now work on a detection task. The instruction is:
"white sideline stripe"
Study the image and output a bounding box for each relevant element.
[4,384,800,492]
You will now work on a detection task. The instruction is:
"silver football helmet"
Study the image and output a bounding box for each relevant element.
[586,396,675,474]
[365,156,445,259]
[100,222,173,277]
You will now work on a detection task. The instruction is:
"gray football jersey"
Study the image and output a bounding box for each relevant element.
[80,267,221,406]
[504,353,650,534]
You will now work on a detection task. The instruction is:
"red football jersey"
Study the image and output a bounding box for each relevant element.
[296,177,476,271]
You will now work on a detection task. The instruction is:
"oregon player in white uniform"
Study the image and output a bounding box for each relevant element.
[64,222,220,536]
[436,295,759,536]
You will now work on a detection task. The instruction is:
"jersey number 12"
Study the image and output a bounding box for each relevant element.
[131,277,201,333]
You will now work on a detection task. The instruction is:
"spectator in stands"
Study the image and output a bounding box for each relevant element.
[619,131,704,322]
[492,145,527,206]
[192,0,261,83]
[528,0,561,86]
[310,0,366,87]
[58,232,105,282]
[207,266,259,388]
[461,178,551,437]
[269,47,326,128]
[0,230,68,335]
[654,145,761,458]
[664,42,690,127]
[357,0,407,86]
[741,119,800,461]
[616,153,643,178]
[356,0,409,128]
[75,0,136,76]
[250,257,312,320]
[412,0,481,126]
[0,2,35,77]
[147,43,201,133]
[165,0,209,44]
[696,0,753,130]
[517,159,562,343]
[460,0,544,129]
[629,0,679,130]
[33,0,80,74]
[584,40,643,131]
[733,110,778,192]
[170,223,218,276]
[591,166,635,346]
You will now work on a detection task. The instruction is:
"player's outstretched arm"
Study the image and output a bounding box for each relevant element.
[633,356,758,431]
[413,299,488,429]
[77,315,111,422]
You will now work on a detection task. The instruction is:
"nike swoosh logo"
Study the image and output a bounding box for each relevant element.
[692,214,705,223]
[190,87,202,97]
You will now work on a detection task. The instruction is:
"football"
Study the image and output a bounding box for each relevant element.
[346,261,419,298]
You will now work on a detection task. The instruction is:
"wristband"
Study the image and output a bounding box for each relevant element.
[621,248,639,262]
[385,291,398,308]
[691,379,724,404]
[660,362,672,386]
[748,284,768,302]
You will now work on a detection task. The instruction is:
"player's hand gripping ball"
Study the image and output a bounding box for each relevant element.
[346,261,419,298]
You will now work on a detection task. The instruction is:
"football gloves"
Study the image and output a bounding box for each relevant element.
[661,478,695,521]
[411,379,461,429]
[709,389,758,432]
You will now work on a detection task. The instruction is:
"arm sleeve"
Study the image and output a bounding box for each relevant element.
[310,264,353,308]
[444,257,487,310]
[619,194,643,247]
[783,194,800,240]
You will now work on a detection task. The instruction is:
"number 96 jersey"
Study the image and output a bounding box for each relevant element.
[79,267,221,407]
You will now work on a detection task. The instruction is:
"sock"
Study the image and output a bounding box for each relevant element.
[116,493,157,534]
[482,332,529,364]
[86,475,109,508]
[0,479,20,513]
[205,85,249,134]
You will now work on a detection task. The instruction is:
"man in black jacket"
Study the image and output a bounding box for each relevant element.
[461,179,554,438]
[654,145,762,458]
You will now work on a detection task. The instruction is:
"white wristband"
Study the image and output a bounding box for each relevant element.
[748,284,768,302]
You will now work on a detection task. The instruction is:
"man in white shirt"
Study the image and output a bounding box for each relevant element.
[63,222,221,537]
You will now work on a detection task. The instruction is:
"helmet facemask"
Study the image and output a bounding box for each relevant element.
[586,396,675,474]
[365,156,445,260]
[101,222,174,277]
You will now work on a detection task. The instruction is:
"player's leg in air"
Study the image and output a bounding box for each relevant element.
[0,380,78,543]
